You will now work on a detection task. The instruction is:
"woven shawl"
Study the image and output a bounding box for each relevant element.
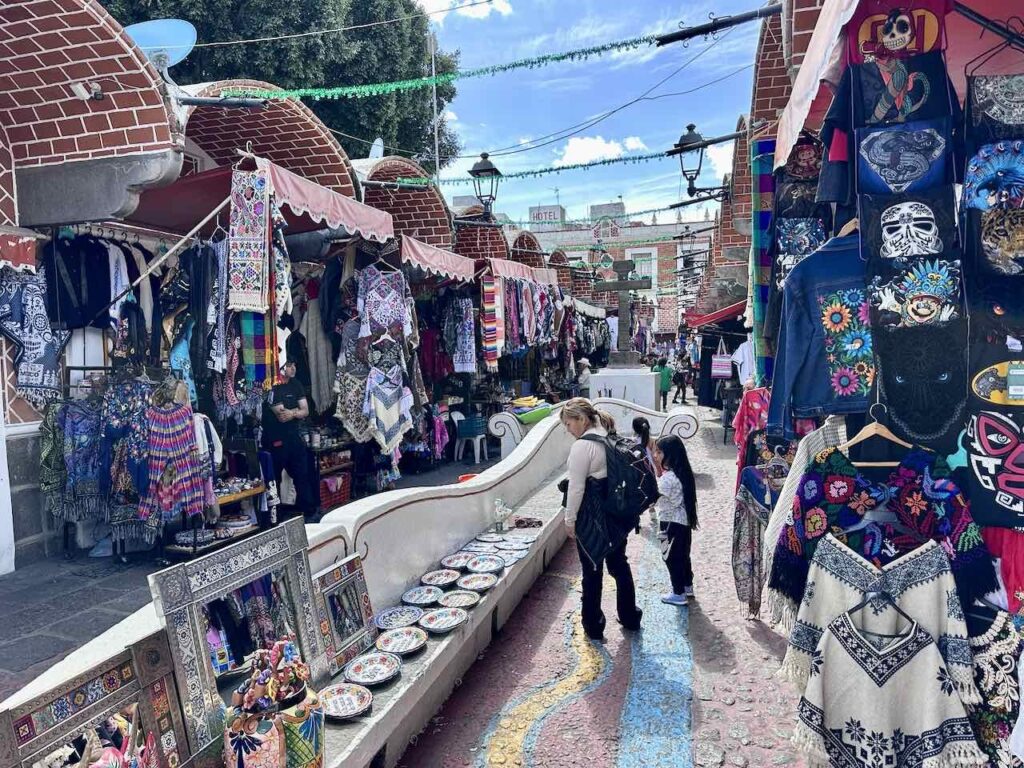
[363,365,411,453]
[967,610,1024,767]
[794,612,987,768]
[39,402,65,512]
[733,464,785,618]
[53,400,107,523]
[452,297,476,374]
[137,403,206,534]
[766,447,997,632]
[781,535,980,706]
[227,167,270,313]
[481,276,499,373]
[239,311,275,392]
[335,371,375,443]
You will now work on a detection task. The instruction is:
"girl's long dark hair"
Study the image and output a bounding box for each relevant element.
[656,435,698,528]
[632,416,651,447]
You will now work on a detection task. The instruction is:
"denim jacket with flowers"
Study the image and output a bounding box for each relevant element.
[766,447,996,620]
[767,235,875,438]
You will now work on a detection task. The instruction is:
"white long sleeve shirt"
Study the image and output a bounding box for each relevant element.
[655,471,689,526]
[563,426,607,525]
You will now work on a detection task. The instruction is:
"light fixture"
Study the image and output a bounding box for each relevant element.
[468,152,502,218]
[70,81,104,101]
[674,123,731,200]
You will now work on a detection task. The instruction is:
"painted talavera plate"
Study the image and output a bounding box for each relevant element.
[476,533,505,543]
[457,573,498,592]
[499,552,524,567]
[402,585,443,606]
[466,554,505,574]
[421,569,461,588]
[463,542,499,553]
[343,652,402,687]
[375,626,428,656]
[418,607,469,634]
[438,589,482,609]
[440,551,476,570]
[496,540,531,551]
[374,605,423,630]
[320,683,373,720]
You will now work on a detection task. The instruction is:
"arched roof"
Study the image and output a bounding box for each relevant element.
[454,216,511,261]
[183,80,357,197]
[361,156,453,249]
[509,230,544,269]
[548,250,569,267]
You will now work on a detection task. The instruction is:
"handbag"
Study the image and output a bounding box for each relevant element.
[710,338,732,379]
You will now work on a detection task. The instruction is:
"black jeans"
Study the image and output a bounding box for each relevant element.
[659,522,693,594]
[268,434,317,516]
[577,538,641,637]
[660,391,669,410]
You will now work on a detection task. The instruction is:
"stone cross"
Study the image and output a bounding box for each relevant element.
[594,259,651,367]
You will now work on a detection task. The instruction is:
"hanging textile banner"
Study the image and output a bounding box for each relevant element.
[489,257,536,283]
[401,236,475,282]
[751,137,776,385]
[227,167,271,313]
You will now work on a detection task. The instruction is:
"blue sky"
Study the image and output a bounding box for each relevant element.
[421,0,763,223]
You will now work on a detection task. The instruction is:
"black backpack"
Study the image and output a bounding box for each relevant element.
[581,434,660,535]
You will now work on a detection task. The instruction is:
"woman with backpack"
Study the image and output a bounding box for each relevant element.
[560,398,643,640]
[653,434,698,606]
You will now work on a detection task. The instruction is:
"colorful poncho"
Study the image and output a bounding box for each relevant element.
[767,448,997,630]
[136,402,206,538]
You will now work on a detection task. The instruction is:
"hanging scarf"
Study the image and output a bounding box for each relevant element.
[227,167,270,313]
[39,401,65,513]
[137,402,206,537]
[53,400,107,523]
[239,311,274,391]
[299,297,335,415]
[481,276,499,372]
[208,238,229,372]
[363,365,411,452]
[271,203,293,320]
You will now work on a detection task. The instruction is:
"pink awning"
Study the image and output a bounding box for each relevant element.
[257,158,393,243]
[532,267,558,286]
[401,236,475,282]
[489,257,536,282]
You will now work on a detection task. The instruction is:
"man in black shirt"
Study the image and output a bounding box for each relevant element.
[263,361,317,519]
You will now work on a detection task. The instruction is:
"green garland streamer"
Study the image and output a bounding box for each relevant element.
[224,34,657,101]
[506,205,679,227]
[559,234,698,251]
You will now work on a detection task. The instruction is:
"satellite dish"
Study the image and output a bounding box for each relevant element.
[369,138,385,159]
[125,19,197,69]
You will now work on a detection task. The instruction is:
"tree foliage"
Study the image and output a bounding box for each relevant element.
[106,0,462,170]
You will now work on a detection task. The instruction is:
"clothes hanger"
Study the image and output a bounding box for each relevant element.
[839,403,912,467]
[964,18,1020,78]
[846,589,917,640]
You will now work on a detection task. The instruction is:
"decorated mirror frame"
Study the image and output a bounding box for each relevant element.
[0,632,188,768]
[148,519,325,755]
[312,554,376,676]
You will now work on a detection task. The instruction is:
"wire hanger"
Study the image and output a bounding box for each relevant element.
[964,16,1023,77]
[840,403,912,468]
[846,590,917,641]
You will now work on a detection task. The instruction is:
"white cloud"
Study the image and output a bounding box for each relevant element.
[418,0,512,23]
[518,137,532,145]
[555,135,653,167]
[706,143,734,181]
[444,110,458,122]
[623,136,647,151]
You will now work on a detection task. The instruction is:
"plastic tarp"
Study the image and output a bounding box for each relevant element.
[401,236,475,282]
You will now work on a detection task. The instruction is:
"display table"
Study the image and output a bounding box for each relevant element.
[589,368,659,410]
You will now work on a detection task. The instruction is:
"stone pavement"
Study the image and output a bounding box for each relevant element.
[397,408,805,768]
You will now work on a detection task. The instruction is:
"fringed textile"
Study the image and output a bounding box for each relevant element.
[481,276,499,372]
[227,168,270,312]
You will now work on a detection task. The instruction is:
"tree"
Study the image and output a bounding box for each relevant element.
[106,0,461,169]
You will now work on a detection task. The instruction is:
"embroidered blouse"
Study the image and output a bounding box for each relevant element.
[968,610,1024,767]
[767,447,997,625]
[656,471,688,527]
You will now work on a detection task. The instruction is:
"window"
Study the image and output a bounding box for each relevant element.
[626,248,658,291]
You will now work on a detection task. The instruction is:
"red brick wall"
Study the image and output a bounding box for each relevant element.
[751,12,792,125]
[186,80,355,197]
[570,267,594,301]
[0,0,176,168]
[363,156,452,248]
[510,231,544,269]
[789,0,825,75]
[548,250,572,291]
[0,121,15,225]
[722,115,751,261]
[454,221,511,261]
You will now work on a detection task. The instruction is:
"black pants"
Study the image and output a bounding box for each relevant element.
[671,384,688,403]
[268,434,317,516]
[660,522,693,594]
[660,390,669,410]
[577,538,641,637]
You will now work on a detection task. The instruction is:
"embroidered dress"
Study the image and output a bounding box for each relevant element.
[137,403,206,531]
[767,447,997,631]
[793,612,987,768]
[780,535,980,705]
[53,400,107,523]
[363,365,411,453]
[227,168,270,312]
[452,297,476,374]
[733,387,771,456]
[357,266,411,340]
[967,610,1024,767]
[733,464,786,618]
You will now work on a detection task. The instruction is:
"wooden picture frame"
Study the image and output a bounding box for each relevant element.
[312,554,376,676]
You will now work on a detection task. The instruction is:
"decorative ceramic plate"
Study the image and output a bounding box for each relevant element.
[507,532,540,542]
[496,540,531,551]
[374,605,423,630]
[499,553,524,567]
[438,589,482,609]
[375,626,428,656]
[402,585,443,606]
[320,683,373,720]
[463,542,499,553]
[466,554,505,574]
[476,533,505,543]
[343,652,402,687]
[457,573,499,592]
[421,569,461,588]
[419,607,469,634]
[440,552,476,570]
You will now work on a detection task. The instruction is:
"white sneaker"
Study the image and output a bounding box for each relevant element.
[684,586,695,598]
[661,593,688,606]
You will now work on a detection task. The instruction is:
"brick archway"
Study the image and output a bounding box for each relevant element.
[548,249,572,291]
[0,0,181,224]
[362,156,452,248]
[454,207,510,261]
[184,80,357,197]
[510,231,544,269]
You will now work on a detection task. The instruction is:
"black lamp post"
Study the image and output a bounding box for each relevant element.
[672,123,730,201]
[469,152,502,218]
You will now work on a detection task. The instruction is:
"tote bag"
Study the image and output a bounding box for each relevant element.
[710,338,732,379]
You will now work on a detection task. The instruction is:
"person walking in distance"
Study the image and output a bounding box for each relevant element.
[653,434,698,605]
[560,398,643,640]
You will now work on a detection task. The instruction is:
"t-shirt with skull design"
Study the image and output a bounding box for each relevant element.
[860,186,958,267]
[845,0,953,65]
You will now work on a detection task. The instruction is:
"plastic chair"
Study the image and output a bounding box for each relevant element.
[451,411,489,464]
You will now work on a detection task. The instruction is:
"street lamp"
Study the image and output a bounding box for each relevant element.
[469,152,502,218]
[672,123,730,201]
